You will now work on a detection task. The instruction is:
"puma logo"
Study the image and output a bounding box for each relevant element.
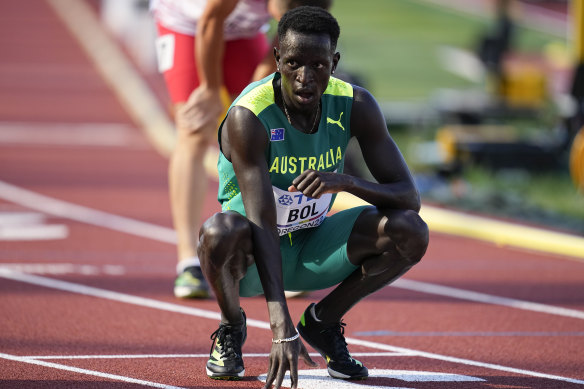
[326,112,345,131]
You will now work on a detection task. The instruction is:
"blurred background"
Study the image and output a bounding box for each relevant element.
[100,0,584,234]
[18,0,584,235]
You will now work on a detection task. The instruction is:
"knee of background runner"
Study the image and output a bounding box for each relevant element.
[198,212,253,275]
[383,209,429,266]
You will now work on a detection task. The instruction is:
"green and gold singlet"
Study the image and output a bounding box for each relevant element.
[217,72,353,236]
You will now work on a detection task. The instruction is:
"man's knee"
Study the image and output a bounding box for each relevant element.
[386,209,429,265]
[198,212,252,264]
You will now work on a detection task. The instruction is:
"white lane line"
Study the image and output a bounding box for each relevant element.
[0,122,147,148]
[0,180,177,244]
[0,212,45,226]
[0,224,68,241]
[393,279,584,320]
[24,352,409,360]
[0,211,68,241]
[0,268,267,330]
[1,179,583,321]
[344,338,584,385]
[0,263,125,276]
[45,0,176,158]
[1,269,583,385]
[0,352,186,389]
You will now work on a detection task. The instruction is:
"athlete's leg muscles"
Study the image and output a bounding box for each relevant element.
[314,207,429,324]
[198,211,254,324]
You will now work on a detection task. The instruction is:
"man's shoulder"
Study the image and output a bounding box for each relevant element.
[233,75,276,116]
[324,76,354,98]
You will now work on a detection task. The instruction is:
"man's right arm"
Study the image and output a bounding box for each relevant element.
[222,106,296,338]
[176,0,239,133]
[196,0,239,89]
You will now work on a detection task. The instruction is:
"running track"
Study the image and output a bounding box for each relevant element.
[1,1,583,388]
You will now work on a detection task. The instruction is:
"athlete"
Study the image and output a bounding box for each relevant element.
[151,0,331,299]
[198,6,429,388]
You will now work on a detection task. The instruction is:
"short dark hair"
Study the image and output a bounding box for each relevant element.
[277,6,340,50]
[288,0,332,10]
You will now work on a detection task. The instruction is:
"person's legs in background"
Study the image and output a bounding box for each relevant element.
[155,25,269,299]
[156,25,212,298]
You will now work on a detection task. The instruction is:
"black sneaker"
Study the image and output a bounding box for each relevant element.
[206,308,247,380]
[297,303,368,380]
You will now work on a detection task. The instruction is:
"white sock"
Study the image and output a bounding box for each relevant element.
[176,257,201,274]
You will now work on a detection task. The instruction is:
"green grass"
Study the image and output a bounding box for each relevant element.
[447,166,584,233]
[330,0,583,232]
[330,0,561,101]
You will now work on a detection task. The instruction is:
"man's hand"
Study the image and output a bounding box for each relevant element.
[263,338,317,389]
[176,85,223,133]
[288,169,349,199]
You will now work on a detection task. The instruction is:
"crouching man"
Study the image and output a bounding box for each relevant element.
[198,6,429,389]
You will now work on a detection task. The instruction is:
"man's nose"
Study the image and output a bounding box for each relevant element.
[296,66,313,84]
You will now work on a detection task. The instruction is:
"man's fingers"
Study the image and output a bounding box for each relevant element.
[291,170,309,187]
[263,357,277,389]
[273,364,288,389]
[289,354,299,389]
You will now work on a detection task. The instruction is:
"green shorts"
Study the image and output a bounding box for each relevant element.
[239,206,368,297]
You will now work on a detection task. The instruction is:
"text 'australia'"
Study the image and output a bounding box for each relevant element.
[269,147,343,174]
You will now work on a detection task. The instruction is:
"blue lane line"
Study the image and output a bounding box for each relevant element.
[354,331,584,337]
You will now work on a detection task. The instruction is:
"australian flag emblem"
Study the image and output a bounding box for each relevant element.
[270,128,285,141]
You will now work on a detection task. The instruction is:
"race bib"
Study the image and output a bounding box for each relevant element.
[155,34,175,73]
[273,186,332,236]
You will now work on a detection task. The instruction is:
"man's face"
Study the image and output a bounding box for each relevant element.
[276,29,339,112]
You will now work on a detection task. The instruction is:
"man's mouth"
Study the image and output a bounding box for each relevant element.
[295,90,315,104]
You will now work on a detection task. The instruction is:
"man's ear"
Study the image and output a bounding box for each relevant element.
[332,52,340,74]
[274,47,281,71]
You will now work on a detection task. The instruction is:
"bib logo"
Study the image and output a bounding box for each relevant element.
[278,194,294,206]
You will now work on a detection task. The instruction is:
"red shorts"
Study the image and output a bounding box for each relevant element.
[155,23,270,104]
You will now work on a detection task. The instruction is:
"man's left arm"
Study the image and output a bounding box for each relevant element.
[291,86,420,212]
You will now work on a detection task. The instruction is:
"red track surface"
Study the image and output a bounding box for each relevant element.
[0,2,583,388]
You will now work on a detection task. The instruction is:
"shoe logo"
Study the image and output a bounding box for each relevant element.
[327,112,345,131]
[210,344,226,366]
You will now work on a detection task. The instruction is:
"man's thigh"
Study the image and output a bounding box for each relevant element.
[238,206,369,297]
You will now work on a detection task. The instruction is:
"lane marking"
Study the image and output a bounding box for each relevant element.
[0,263,125,276]
[2,269,583,385]
[355,331,584,337]
[393,279,584,320]
[343,337,584,385]
[0,352,186,389]
[45,0,176,158]
[0,212,45,226]
[23,352,410,360]
[0,211,68,241]
[0,225,68,241]
[258,369,485,388]
[0,180,177,244]
[0,122,147,148]
[0,268,266,330]
[1,179,582,320]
